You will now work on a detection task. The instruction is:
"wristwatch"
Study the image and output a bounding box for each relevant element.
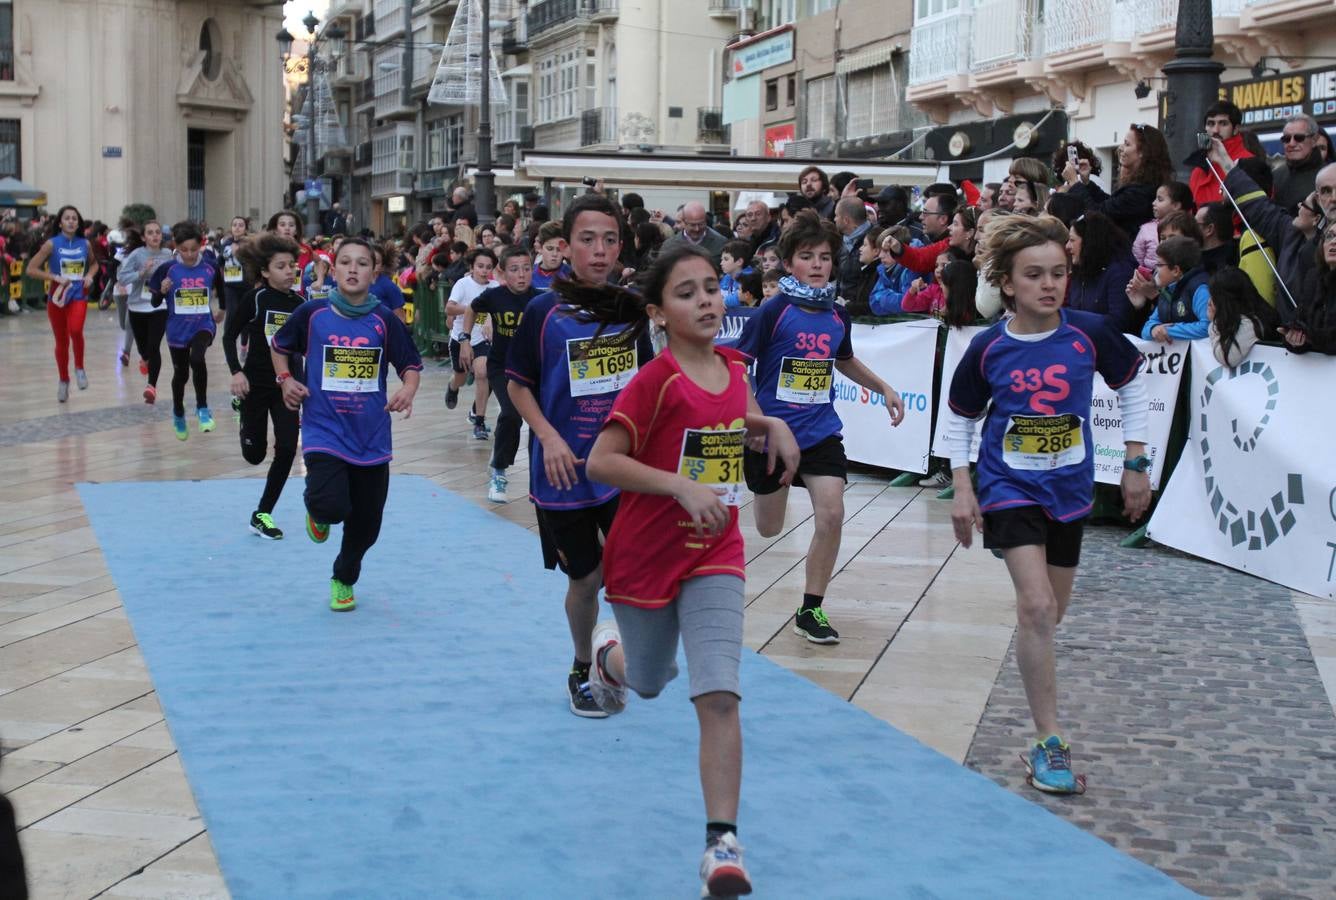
[1124,454,1152,473]
[276,372,292,385]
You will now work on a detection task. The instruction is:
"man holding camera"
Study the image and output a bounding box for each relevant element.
[1189,100,1253,209]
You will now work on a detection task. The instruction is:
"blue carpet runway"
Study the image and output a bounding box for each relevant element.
[78,476,1194,899]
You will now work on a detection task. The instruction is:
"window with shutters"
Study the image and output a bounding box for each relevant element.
[804,75,834,140]
[845,64,894,139]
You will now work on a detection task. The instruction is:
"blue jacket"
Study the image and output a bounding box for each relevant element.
[1142,267,1210,341]
[869,262,914,315]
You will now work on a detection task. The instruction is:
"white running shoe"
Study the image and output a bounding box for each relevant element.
[57,381,69,403]
[487,472,508,503]
[588,620,628,715]
[75,368,88,390]
[918,470,950,488]
[700,832,752,897]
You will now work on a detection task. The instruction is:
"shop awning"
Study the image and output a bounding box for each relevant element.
[514,150,939,191]
[0,176,46,208]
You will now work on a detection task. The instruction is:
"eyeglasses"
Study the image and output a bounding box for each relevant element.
[1281,132,1315,144]
[1301,199,1322,217]
[1131,123,1150,132]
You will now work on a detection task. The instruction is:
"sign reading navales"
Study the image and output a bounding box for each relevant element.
[1220,66,1336,127]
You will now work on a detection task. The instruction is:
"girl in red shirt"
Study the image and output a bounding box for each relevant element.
[581,244,799,899]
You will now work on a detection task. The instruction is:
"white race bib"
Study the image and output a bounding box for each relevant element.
[775,357,833,405]
[321,344,382,393]
[566,334,638,397]
[174,287,210,315]
[264,309,291,347]
[678,428,746,507]
[223,263,244,284]
[1001,414,1085,471]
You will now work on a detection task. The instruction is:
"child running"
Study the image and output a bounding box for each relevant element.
[506,194,654,718]
[148,222,224,439]
[736,209,906,644]
[445,247,497,439]
[581,244,800,898]
[116,221,175,403]
[946,214,1152,793]
[460,244,536,503]
[26,205,99,402]
[223,234,304,539]
[270,238,422,612]
[530,221,570,291]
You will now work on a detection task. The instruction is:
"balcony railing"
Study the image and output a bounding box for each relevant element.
[580,106,618,147]
[371,170,415,198]
[709,0,746,13]
[971,0,1036,70]
[354,141,373,170]
[528,0,619,39]
[1042,0,1116,55]
[908,13,970,86]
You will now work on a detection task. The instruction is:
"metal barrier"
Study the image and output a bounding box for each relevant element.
[413,282,451,352]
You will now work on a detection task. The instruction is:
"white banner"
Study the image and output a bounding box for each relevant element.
[1148,342,1336,599]
[834,320,938,473]
[931,327,1184,490]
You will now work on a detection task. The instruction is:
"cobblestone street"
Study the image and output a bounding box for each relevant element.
[966,529,1336,899]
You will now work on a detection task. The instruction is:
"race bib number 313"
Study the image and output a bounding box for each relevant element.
[322,345,382,393]
[1001,413,1084,471]
[566,335,637,397]
[175,288,210,315]
[679,428,746,507]
[776,357,834,404]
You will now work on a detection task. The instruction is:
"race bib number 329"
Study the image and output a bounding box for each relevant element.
[566,334,637,397]
[322,345,382,393]
[678,428,745,507]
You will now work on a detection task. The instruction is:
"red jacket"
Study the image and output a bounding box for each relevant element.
[1190,133,1252,208]
[896,236,949,275]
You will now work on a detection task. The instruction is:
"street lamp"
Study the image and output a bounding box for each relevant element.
[277,12,345,238]
[476,0,496,226]
[1161,0,1223,181]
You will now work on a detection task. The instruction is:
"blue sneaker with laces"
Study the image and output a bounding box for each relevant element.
[197,407,215,433]
[172,415,189,441]
[1027,735,1078,794]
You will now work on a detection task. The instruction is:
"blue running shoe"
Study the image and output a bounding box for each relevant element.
[197,407,216,433]
[1026,735,1078,794]
[173,415,189,441]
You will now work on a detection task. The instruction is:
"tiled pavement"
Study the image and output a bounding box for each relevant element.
[2,310,1333,898]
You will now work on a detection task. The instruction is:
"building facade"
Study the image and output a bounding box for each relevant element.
[0,0,288,227]
[722,0,930,161]
[905,0,1336,184]
[310,0,750,234]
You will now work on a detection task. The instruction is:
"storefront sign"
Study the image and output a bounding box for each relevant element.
[730,29,794,79]
[1221,65,1336,126]
[102,146,122,159]
[764,123,795,158]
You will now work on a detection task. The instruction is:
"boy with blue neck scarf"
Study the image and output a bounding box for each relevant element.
[270,237,423,612]
[736,210,906,644]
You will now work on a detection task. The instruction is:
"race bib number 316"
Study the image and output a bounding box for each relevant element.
[567,334,637,397]
[776,357,833,404]
[322,345,382,393]
[678,428,745,507]
[1001,413,1084,471]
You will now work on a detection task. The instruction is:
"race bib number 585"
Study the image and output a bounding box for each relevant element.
[679,428,746,507]
[567,334,637,397]
[322,345,382,393]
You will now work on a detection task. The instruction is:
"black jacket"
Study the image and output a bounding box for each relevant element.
[1224,166,1318,323]
[1066,180,1155,242]
[1291,267,1336,354]
[1272,152,1324,215]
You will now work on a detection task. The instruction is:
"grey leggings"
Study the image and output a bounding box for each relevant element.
[611,574,744,700]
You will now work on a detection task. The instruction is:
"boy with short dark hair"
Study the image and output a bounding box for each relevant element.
[532,220,570,290]
[1142,235,1209,344]
[719,239,754,308]
[760,268,781,300]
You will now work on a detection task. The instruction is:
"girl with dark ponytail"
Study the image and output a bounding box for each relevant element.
[580,242,799,899]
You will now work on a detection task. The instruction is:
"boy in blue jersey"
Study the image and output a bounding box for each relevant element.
[718,239,755,309]
[737,210,905,645]
[271,238,423,612]
[531,220,571,291]
[946,215,1152,794]
[507,194,655,717]
[148,222,225,440]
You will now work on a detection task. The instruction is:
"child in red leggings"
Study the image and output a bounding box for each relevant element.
[26,206,98,403]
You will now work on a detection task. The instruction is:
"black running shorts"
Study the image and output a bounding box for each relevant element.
[982,505,1086,568]
[743,433,848,496]
[535,497,620,580]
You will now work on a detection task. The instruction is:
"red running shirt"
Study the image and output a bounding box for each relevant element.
[601,345,750,608]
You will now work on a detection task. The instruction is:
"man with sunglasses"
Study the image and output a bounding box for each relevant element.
[1189,101,1253,209]
[1274,115,1326,215]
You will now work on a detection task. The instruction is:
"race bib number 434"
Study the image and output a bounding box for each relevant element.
[322,345,382,393]
[1002,413,1084,471]
[776,357,834,404]
[566,335,637,397]
[678,428,746,507]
